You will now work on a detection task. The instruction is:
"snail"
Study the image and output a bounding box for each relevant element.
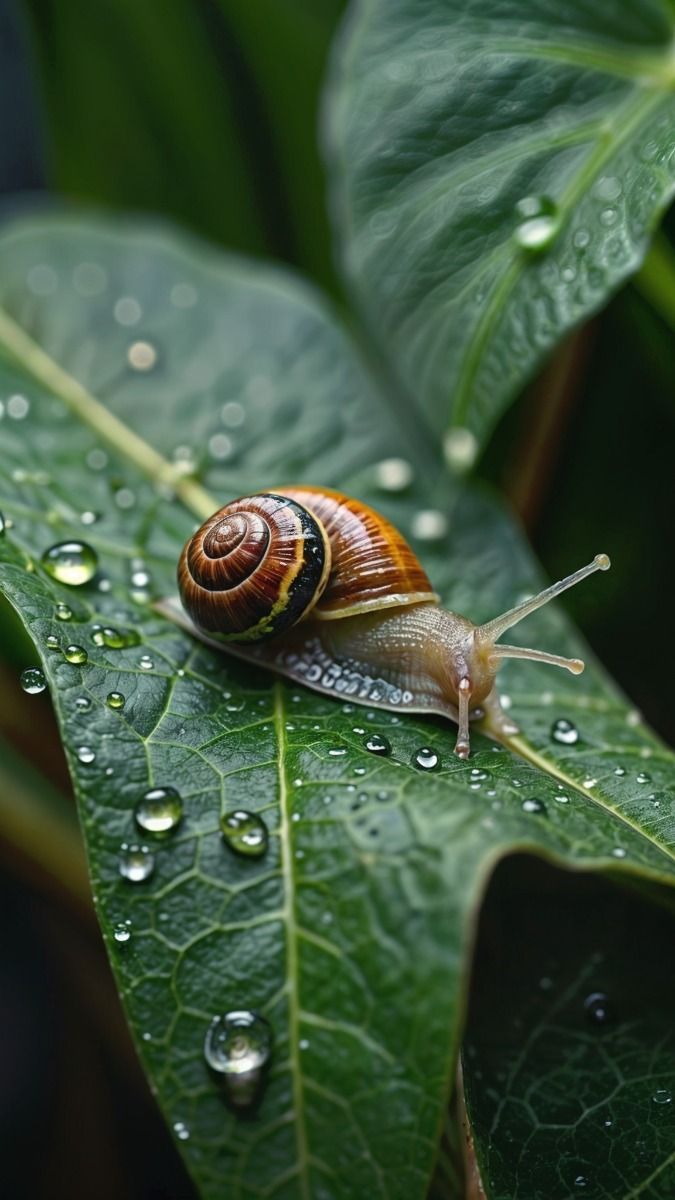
[167,488,609,758]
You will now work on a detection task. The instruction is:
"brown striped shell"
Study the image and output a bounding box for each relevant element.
[177,493,331,641]
[275,486,438,618]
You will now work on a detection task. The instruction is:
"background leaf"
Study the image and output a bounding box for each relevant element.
[0,214,673,1198]
[324,0,675,456]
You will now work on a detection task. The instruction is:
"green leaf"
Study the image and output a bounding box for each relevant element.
[0,215,673,1198]
[324,0,675,457]
[462,857,675,1199]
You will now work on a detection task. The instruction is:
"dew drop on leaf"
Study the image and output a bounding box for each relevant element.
[220,810,268,858]
[637,771,651,784]
[113,922,131,944]
[139,655,154,670]
[20,667,46,694]
[413,746,439,771]
[135,787,183,836]
[584,991,614,1026]
[652,1089,672,1105]
[514,195,559,252]
[45,634,59,650]
[374,457,413,491]
[364,733,391,757]
[119,844,155,883]
[551,717,579,745]
[204,1010,272,1106]
[64,644,88,665]
[106,691,126,710]
[41,540,98,586]
[55,602,73,621]
[76,745,95,764]
[522,798,546,814]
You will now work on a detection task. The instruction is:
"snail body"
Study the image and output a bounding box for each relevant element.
[175,488,610,757]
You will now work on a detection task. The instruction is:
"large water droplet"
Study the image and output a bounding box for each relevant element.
[220,810,268,858]
[45,634,60,650]
[584,991,614,1026]
[77,745,96,764]
[204,1010,272,1106]
[41,541,98,586]
[522,797,547,814]
[135,787,183,836]
[514,196,559,252]
[413,746,439,771]
[551,718,579,746]
[106,691,126,710]
[652,1089,672,1106]
[364,733,391,757]
[55,602,73,621]
[113,922,131,944]
[64,644,88,665]
[119,844,155,882]
[20,667,46,694]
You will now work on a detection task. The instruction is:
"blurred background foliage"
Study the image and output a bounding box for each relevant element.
[0,0,672,1196]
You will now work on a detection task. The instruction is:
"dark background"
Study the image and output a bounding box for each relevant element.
[0,1,672,1196]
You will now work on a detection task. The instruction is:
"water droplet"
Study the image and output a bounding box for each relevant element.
[220,810,268,858]
[555,794,570,804]
[135,787,183,836]
[86,448,108,471]
[64,644,88,665]
[574,228,591,249]
[55,602,73,621]
[74,696,91,712]
[583,778,597,789]
[514,195,559,252]
[173,1121,190,1141]
[94,626,127,650]
[522,798,546,814]
[413,747,439,771]
[113,922,131,944]
[614,766,626,777]
[364,733,391,757]
[584,991,614,1025]
[139,655,154,670]
[80,510,99,526]
[612,847,626,859]
[106,691,126,710]
[594,175,622,202]
[7,393,30,419]
[114,296,141,325]
[551,718,579,746]
[45,634,59,650]
[652,1089,672,1105]
[208,432,233,461]
[411,509,448,541]
[328,747,347,757]
[443,426,478,472]
[204,1010,272,1105]
[42,541,98,586]
[637,771,651,784]
[76,745,95,764]
[119,844,155,882]
[20,667,46,694]
[374,457,413,492]
[127,340,157,371]
[114,487,136,510]
[574,1176,588,1189]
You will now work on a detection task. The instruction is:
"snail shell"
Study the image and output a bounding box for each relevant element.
[178,487,438,641]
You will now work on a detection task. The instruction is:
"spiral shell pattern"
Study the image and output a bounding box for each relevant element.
[178,494,330,641]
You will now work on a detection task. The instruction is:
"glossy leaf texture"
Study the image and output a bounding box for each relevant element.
[324,0,675,457]
[0,215,673,1200]
[462,858,675,1200]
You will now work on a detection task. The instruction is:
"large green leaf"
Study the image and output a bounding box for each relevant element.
[0,215,673,1199]
[324,0,675,459]
[463,858,675,1200]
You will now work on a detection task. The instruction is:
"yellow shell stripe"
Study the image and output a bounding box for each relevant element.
[230,506,332,643]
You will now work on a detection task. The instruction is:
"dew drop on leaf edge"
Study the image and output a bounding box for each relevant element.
[41,540,98,586]
[220,810,268,858]
[20,667,46,694]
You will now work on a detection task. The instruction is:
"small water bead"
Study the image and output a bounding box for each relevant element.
[551,718,579,746]
[115,487,136,510]
[55,602,73,621]
[471,769,488,782]
[74,696,92,712]
[64,645,88,665]
[522,798,547,814]
[328,747,347,757]
[42,541,98,586]
[77,745,96,764]
[514,195,560,252]
[204,1011,272,1105]
[443,426,478,473]
[94,626,131,650]
[612,847,627,859]
[364,733,391,757]
[173,1121,190,1141]
[20,667,46,694]
[652,1089,672,1106]
[127,340,157,371]
[574,1176,588,1189]
[584,992,615,1026]
[374,457,413,492]
[139,655,154,670]
[119,844,155,883]
[106,691,126,710]
[555,794,570,804]
[220,810,268,858]
[46,634,60,650]
[7,392,30,418]
[113,922,131,944]
[637,771,651,784]
[413,747,439,771]
[411,509,448,541]
[583,778,597,789]
[134,786,183,836]
[614,767,626,777]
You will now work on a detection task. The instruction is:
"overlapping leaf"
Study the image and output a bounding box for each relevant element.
[324,0,675,457]
[0,216,673,1199]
